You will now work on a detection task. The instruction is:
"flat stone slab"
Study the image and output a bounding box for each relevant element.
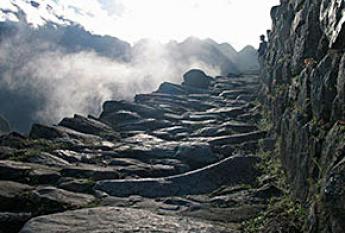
[19,207,236,233]
[208,131,267,146]
[58,114,114,135]
[0,181,34,212]
[61,165,119,181]
[1,74,264,232]
[32,186,96,209]
[95,155,260,198]
[0,160,61,184]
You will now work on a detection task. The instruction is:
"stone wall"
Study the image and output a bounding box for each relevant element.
[260,0,345,232]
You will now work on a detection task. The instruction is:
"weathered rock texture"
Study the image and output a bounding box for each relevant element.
[20,207,235,233]
[260,0,345,232]
[0,69,274,232]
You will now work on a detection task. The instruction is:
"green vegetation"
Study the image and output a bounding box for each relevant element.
[9,148,41,162]
[7,138,71,162]
[243,144,308,232]
[273,84,289,96]
[242,112,308,233]
[30,139,71,151]
[257,104,273,131]
[258,116,272,133]
[243,195,307,233]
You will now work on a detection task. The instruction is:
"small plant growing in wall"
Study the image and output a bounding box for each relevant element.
[303,58,317,69]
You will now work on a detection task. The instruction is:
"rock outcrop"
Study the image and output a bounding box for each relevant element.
[260,0,345,232]
[182,69,214,89]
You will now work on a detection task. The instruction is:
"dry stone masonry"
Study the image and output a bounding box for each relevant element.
[260,0,345,232]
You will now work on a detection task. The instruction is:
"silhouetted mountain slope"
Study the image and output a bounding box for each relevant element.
[0,21,132,133]
[235,45,260,73]
[0,22,131,61]
[166,37,239,75]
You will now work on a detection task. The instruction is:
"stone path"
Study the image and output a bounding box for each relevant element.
[0,70,280,233]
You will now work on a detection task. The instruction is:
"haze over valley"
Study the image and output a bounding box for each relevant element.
[0,0,272,132]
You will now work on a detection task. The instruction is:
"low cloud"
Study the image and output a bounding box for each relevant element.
[0,31,220,133]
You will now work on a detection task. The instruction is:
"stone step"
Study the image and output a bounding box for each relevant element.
[0,74,264,233]
[94,155,260,198]
[19,207,237,233]
[58,114,115,137]
[0,160,61,185]
[208,131,267,146]
[100,100,165,120]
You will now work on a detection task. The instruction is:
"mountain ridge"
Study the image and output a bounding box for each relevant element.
[0,1,259,133]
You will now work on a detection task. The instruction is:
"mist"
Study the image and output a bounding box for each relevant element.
[0,26,221,133]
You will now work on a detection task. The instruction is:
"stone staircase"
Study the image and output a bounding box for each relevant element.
[0,70,280,233]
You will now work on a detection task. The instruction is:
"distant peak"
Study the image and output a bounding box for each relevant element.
[204,38,218,44]
[239,45,256,51]
[237,45,258,55]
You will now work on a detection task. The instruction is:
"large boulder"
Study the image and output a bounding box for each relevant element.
[175,142,218,168]
[182,69,214,89]
[19,207,234,233]
[58,115,114,136]
[156,82,187,95]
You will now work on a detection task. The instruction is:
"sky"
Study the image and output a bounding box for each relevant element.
[1,0,280,50]
[1,0,280,132]
[56,0,279,50]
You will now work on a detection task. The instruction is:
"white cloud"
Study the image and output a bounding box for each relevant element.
[52,0,278,50]
[0,0,279,49]
[0,11,19,22]
[0,33,220,127]
[118,0,277,50]
[98,0,125,17]
[2,0,279,49]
